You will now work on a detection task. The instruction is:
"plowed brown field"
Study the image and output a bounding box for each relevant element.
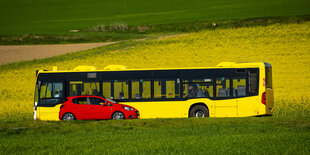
[0,42,117,65]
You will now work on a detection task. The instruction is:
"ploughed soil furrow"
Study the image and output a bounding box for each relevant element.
[0,42,117,65]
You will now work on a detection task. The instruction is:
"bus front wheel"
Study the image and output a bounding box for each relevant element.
[189,105,209,118]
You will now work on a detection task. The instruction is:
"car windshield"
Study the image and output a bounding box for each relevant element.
[106,98,118,104]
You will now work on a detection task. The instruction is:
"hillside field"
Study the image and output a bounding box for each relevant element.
[0,0,310,44]
[0,21,309,121]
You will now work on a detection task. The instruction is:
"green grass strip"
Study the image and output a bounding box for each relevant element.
[0,117,309,154]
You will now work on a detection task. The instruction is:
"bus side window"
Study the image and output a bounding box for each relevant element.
[182,79,213,98]
[203,83,213,98]
[249,70,258,95]
[232,77,246,97]
[131,79,151,99]
[216,77,230,98]
[102,81,112,99]
[39,82,63,105]
[69,81,99,96]
[154,79,180,99]
[40,82,52,98]
[70,81,82,96]
[102,80,129,100]
[265,67,272,89]
[114,80,128,100]
[83,82,99,96]
[53,83,63,98]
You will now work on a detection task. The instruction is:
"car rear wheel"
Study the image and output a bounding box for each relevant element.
[112,111,125,120]
[189,105,209,118]
[62,112,76,121]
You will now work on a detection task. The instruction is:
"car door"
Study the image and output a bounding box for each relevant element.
[89,97,111,119]
[72,97,92,119]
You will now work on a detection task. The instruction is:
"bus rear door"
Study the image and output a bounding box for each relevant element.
[265,64,274,114]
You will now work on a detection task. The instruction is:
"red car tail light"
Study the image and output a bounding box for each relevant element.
[261,92,266,105]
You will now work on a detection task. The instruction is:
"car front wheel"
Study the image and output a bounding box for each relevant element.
[62,112,76,121]
[112,111,125,120]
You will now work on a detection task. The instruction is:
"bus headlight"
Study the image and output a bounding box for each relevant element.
[123,106,133,111]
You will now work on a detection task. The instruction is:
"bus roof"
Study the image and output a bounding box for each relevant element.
[37,62,267,74]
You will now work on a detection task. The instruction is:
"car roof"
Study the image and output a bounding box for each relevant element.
[67,95,103,99]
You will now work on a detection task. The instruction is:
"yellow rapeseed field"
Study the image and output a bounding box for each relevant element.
[0,22,309,120]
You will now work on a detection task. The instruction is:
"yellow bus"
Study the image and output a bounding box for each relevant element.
[34,62,274,120]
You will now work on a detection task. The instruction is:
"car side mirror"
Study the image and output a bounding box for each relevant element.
[103,103,108,106]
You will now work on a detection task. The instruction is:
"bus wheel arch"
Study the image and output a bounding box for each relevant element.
[189,103,209,118]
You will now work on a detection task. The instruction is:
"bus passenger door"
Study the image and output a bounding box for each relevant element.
[37,81,65,121]
[234,71,259,117]
[265,65,274,115]
[214,77,238,117]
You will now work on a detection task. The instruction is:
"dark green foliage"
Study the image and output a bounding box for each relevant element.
[1,0,310,45]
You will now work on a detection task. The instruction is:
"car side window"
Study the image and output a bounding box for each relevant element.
[72,97,87,104]
[89,97,107,105]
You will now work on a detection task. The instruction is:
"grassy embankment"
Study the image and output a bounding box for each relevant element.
[0,21,309,121]
[0,117,309,154]
[0,0,310,44]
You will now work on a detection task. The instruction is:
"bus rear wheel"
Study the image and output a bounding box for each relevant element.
[189,105,209,118]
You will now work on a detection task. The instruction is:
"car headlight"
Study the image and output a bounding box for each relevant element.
[123,106,133,111]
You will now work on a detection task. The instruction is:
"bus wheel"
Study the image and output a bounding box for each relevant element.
[112,111,125,120]
[62,113,76,121]
[189,105,209,118]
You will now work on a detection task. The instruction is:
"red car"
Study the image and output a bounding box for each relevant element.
[59,96,139,121]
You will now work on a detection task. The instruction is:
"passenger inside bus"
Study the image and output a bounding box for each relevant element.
[54,91,60,98]
[188,85,198,98]
[134,93,140,99]
[92,89,99,96]
[204,90,210,98]
[218,88,227,97]
[118,92,124,99]
[188,85,205,98]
